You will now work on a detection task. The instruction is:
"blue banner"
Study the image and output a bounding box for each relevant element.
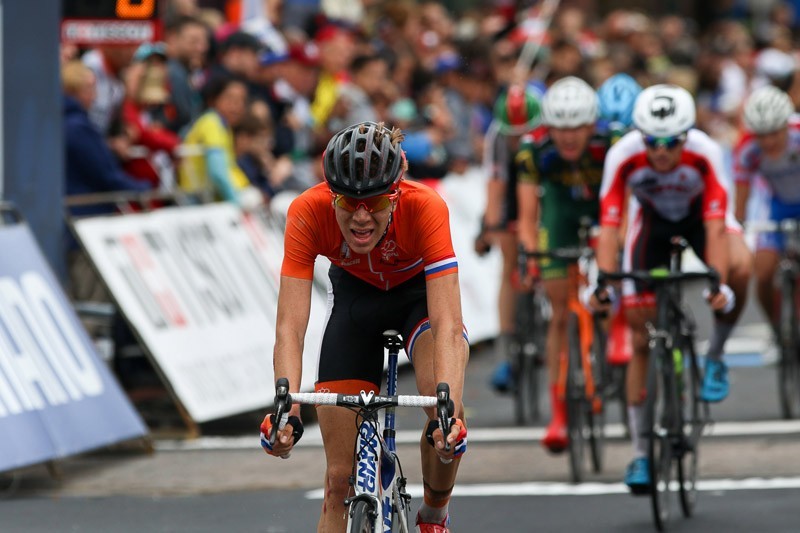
[0,224,147,473]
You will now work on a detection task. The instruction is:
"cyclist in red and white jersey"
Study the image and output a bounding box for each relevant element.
[734,85,800,334]
[261,122,468,533]
[589,85,752,493]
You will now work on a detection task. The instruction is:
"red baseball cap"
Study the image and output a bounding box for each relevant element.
[288,42,321,67]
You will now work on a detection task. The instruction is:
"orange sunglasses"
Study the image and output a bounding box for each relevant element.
[331,189,400,213]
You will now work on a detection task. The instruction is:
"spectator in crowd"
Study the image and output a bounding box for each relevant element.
[435,49,473,173]
[179,75,250,204]
[209,31,264,90]
[328,53,389,129]
[63,60,152,302]
[310,24,356,128]
[233,111,293,201]
[121,43,182,189]
[272,41,322,180]
[81,44,138,136]
[251,44,297,159]
[164,15,210,134]
[63,60,151,216]
[402,70,454,179]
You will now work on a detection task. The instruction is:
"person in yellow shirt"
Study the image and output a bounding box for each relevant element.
[179,75,250,204]
[310,25,355,127]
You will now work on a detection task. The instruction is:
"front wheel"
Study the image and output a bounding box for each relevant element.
[589,317,607,473]
[349,500,376,533]
[646,344,673,531]
[566,313,588,483]
[778,274,800,419]
[678,342,704,517]
[514,290,545,425]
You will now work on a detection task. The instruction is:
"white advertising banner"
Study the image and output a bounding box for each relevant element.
[74,204,327,422]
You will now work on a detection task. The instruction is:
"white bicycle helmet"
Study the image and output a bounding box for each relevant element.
[743,85,794,134]
[541,76,598,128]
[632,84,695,137]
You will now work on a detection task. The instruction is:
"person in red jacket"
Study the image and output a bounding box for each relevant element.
[121,43,181,188]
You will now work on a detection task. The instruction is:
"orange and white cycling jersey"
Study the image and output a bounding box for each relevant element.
[282,180,458,290]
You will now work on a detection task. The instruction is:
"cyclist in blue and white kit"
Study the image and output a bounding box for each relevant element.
[734,85,800,334]
[597,72,643,143]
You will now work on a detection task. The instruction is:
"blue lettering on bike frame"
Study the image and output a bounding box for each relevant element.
[382,495,392,531]
[356,424,380,494]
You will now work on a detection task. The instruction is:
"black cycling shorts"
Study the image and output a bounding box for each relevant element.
[315,266,430,394]
[623,203,705,305]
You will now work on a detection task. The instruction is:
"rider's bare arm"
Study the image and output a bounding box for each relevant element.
[734,182,750,224]
[516,180,539,251]
[273,275,313,417]
[426,273,467,415]
[704,218,730,302]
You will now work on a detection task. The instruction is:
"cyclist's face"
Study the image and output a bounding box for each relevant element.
[645,140,685,172]
[550,124,595,162]
[333,197,395,255]
[756,127,789,159]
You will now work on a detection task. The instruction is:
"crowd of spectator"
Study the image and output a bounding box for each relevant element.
[61,0,800,210]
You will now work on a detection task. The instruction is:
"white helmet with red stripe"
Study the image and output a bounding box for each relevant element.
[633,84,695,137]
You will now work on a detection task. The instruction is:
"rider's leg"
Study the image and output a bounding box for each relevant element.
[624,303,656,491]
[317,404,363,533]
[541,277,569,451]
[412,328,468,526]
[497,232,518,337]
[754,249,780,327]
[706,232,753,359]
[703,232,753,401]
[491,231,520,391]
[624,304,655,458]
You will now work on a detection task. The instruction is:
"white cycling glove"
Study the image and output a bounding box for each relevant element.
[702,283,736,314]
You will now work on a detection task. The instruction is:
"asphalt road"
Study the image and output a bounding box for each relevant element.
[2,284,799,532]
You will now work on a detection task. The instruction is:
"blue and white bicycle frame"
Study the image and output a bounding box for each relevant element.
[273,331,445,533]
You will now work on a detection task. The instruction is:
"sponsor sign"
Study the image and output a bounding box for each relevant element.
[73,204,327,422]
[0,224,147,473]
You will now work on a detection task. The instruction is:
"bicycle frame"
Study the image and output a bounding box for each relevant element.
[599,237,718,530]
[270,332,447,533]
[347,334,408,532]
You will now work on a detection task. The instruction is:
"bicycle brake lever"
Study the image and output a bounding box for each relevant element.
[436,383,452,457]
[271,378,291,445]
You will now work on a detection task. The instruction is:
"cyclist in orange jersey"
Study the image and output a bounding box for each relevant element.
[261,122,468,533]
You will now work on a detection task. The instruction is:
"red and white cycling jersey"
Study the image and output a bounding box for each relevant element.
[600,129,730,226]
[733,115,800,204]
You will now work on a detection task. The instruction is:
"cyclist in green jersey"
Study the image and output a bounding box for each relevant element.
[516,76,611,452]
[477,85,543,392]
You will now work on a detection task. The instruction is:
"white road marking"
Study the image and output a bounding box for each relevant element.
[304,477,800,499]
[155,420,800,451]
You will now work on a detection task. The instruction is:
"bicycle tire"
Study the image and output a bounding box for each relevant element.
[589,316,607,473]
[778,273,800,419]
[514,290,544,425]
[678,341,701,517]
[349,500,376,533]
[566,313,587,483]
[645,343,673,532]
